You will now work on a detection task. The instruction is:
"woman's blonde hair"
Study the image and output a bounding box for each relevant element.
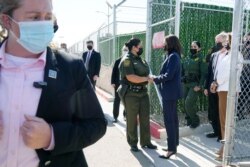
[216,31,229,46]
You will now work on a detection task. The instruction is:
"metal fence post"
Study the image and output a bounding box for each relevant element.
[97,29,100,52]
[223,0,243,166]
[175,0,181,37]
[113,5,117,64]
[146,0,153,98]
[112,0,126,64]
[169,0,173,34]
[146,0,153,64]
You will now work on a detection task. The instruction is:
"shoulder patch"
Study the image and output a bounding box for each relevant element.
[124,59,131,67]
[195,57,199,61]
[208,48,213,55]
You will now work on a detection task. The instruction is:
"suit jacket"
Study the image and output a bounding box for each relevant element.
[12,48,106,167]
[204,51,219,92]
[111,58,122,86]
[154,52,183,101]
[82,50,101,82]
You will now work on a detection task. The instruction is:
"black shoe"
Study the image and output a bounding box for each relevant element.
[220,140,225,144]
[185,116,191,126]
[142,143,157,149]
[206,132,218,138]
[159,151,176,159]
[162,148,168,152]
[113,119,117,123]
[130,146,139,152]
[217,137,222,142]
[189,123,199,129]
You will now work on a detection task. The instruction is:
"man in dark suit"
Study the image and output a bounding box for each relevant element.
[36,49,107,167]
[82,40,101,89]
[204,35,223,141]
[111,46,128,122]
[0,1,107,166]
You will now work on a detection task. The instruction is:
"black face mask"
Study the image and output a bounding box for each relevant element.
[137,48,143,56]
[215,42,224,51]
[190,49,197,55]
[53,25,59,33]
[87,45,93,50]
[225,44,231,50]
[164,45,168,52]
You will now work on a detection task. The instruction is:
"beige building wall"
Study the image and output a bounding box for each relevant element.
[96,64,114,96]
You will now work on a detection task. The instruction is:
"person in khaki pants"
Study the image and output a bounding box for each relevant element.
[211,32,243,161]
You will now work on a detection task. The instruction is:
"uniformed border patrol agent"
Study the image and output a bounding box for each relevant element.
[118,38,157,152]
[182,41,206,128]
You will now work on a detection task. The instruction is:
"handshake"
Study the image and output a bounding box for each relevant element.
[147,75,156,84]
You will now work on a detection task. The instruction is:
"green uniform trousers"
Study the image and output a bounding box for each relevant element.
[124,90,151,146]
[183,83,200,126]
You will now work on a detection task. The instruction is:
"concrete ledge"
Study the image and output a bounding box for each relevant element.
[150,120,165,139]
[97,88,212,139]
[149,120,212,140]
[179,124,212,137]
[96,87,114,102]
[237,162,250,167]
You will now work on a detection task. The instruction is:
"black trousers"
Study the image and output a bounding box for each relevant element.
[113,85,126,119]
[88,76,96,90]
[163,100,179,152]
[208,93,222,139]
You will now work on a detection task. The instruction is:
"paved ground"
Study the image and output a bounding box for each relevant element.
[85,94,224,167]
[84,113,154,167]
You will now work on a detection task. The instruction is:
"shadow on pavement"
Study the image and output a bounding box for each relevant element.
[131,150,156,167]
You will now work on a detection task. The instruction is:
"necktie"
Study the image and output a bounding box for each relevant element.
[85,51,91,70]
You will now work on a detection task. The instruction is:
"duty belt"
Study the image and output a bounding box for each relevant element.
[128,85,147,92]
[184,73,199,83]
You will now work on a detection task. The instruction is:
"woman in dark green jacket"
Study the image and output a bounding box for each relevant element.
[182,41,207,128]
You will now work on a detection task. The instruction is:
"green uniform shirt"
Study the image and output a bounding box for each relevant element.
[119,52,150,86]
[182,52,207,88]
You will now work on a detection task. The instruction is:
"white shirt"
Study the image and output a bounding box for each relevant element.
[216,51,243,92]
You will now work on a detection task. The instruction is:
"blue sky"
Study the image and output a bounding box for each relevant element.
[52,0,147,47]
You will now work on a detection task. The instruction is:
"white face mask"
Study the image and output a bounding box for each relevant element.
[10,18,54,54]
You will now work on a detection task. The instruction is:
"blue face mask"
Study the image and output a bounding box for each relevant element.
[10,19,54,54]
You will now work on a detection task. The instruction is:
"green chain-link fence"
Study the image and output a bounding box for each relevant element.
[149,1,176,123]
[69,0,235,127]
[116,32,146,59]
[99,30,146,66]
[148,0,233,126]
